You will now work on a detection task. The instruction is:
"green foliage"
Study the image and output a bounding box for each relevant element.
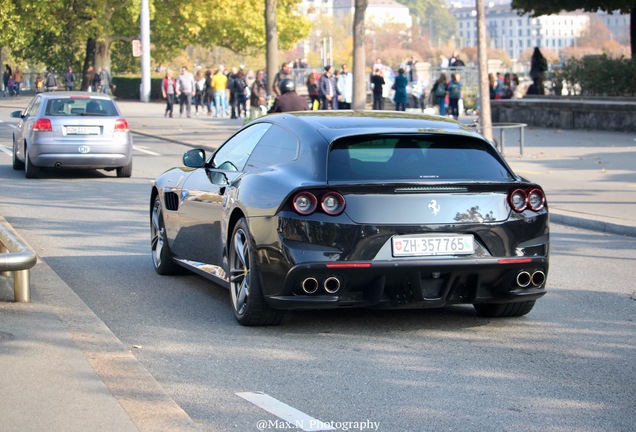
[560,55,636,96]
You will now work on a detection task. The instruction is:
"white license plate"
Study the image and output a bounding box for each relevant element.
[65,126,100,135]
[392,234,474,257]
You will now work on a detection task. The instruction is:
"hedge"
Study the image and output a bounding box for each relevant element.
[111,76,164,100]
[560,55,636,97]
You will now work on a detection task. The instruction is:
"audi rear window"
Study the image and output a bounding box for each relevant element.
[45,98,118,116]
[328,135,514,181]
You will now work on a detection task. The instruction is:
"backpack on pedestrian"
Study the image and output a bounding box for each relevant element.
[435,82,447,98]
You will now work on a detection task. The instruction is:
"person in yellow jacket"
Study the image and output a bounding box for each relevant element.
[212,65,228,118]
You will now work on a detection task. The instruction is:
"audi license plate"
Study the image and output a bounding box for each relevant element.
[65,126,100,135]
[392,234,474,257]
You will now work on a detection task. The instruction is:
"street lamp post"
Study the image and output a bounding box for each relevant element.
[140,0,151,103]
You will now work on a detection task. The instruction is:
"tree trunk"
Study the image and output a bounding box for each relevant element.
[81,38,96,91]
[95,38,111,72]
[476,0,492,141]
[352,0,368,110]
[265,0,278,99]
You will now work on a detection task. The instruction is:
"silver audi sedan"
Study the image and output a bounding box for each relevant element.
[11,92,133,178]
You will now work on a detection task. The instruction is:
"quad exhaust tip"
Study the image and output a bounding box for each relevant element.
[301,277,318,294]
[324,277,341,294]
[516,270,546,288]
[516,271,532,288]
[301,276,342,294]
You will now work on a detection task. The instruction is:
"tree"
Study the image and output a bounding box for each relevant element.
[511,0,636,57]
[352,0,368,110]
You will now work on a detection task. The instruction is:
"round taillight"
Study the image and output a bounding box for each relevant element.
[321,192,345,216]
[509,189,527,212]
[292,192,317,215]
[114,118,129,132]
[33,118,52,132]
[527,188,545,211]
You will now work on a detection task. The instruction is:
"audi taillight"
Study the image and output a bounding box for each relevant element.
[114,119,129,132]
[33,118,52,132]
[508,187,545,213]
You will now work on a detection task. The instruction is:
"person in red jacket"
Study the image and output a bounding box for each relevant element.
[161,70,178,118]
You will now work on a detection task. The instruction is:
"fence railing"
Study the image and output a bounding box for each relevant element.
[0,221,36,302]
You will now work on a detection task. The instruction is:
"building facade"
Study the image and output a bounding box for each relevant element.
[451,1,629,60]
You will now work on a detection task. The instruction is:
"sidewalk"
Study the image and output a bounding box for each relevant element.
[1,94,635,431]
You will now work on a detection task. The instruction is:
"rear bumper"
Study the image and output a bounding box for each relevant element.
[263,256,548,310]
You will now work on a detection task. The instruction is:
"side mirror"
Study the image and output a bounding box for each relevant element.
[209,171,229,186]
[10,110,24,119]
[183,149,206,168]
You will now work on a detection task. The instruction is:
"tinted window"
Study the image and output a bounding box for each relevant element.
[246,125,298,169]
[212,123,271,171]
[328,135,513,181]
[45,98,118,116]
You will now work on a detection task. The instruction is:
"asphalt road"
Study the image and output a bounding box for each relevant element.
[0,109,635,432]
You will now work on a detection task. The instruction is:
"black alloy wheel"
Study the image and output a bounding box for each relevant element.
[151,195,185,275]
[229,218,284,326]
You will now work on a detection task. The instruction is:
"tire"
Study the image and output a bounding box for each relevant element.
[151,195,186,275]
[24,149,40,179]
[12,140,24,171]
[473,300,536,318]
[229,218,284,326]
[117,159,133,178]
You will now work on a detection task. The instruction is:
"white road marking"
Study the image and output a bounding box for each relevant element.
[0,145,11,155]
[133,145,161,156]
[236,391,336,431]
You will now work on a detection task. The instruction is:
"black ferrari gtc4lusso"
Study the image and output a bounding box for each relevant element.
[150,111,548,326]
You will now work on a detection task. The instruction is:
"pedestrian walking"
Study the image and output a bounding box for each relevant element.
[337,64,353,109]
[530,47,548,95]
[432,73,448,116]
[204,70,215,115]
[234,69,248,118]
[306,73,320,110]
[176,66,195,118]
[13,67,23,95]
[319,65,338,110]
[3,64,12,97]
[45,70,58,92]
[392,68,409,111]
[447,73,463,120]
[249,70,268,119]
[99,66,111,94]
[370,68,385,110]
[64,66,76,91]
[272,61,292,97]
[162,70,177,118]
[194,70,206,115]
[212,65,228,118]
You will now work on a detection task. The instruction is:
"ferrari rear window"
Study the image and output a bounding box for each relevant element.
[45,98,118,116]
[328,135,514,181]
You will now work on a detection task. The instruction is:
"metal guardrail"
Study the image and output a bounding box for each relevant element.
[0,222,37,302]
[476,122,528,156]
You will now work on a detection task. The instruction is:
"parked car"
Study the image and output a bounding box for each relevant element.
[150,111,549,326]
[11,92,133,178]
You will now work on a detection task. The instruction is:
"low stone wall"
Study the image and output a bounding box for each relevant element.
[490,97,636,132]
